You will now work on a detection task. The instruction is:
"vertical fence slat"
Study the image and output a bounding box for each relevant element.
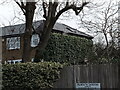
[53,64,118,88]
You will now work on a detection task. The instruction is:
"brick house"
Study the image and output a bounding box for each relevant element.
[0,20,93,64]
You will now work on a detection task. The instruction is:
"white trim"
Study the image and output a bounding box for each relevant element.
[7,59,22,64]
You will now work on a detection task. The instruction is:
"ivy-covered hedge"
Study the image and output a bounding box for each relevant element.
[2,62,64,89]
[41,33,93,64]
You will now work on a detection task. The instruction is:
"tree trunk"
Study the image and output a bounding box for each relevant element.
[34,19,56,62]
[22,2,36,62]
[34,1,87,62]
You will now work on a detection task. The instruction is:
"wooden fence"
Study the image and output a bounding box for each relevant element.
[53,64,119,88]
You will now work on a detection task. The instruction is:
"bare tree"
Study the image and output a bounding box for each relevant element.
[14,0,89,62]
[78,0,118,60]
[14,0,36,62]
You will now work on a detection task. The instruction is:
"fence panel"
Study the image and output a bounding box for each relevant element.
[53,64,119,88]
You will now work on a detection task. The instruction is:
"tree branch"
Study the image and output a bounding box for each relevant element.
[56,2,89,20]
[42,1,47,19]
[52,1,58,17]
[56,4,73,20]
[48,1,52,18]
[73,2,89,15]
[20,0,25,8]
[14,0,26,15]
[66,0,69,7]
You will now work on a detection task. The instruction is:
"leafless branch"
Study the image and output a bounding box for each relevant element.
[56,2,89,20]
[42,1,47,19]
[14,0,26,15]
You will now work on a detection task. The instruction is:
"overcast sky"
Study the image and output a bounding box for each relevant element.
[0,0,118,25]
[0,0,81,27]
[0,0,119,34]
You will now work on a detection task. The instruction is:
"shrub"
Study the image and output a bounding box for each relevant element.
[2,62,64,89]
[91,58,120,64]
[37,33,93,64]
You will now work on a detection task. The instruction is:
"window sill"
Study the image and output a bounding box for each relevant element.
[7,48,20,51]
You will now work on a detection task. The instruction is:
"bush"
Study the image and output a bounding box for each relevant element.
[89,43,120,64]
[2,62,64,89]
[90,58,120,64]
[37,33,93,64]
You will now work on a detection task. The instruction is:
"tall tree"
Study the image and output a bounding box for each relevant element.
[78,0,118,60]
[15,0,36,62]
[15,0,89,62]
[34,0,89,62]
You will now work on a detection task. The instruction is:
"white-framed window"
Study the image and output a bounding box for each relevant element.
[7,59,22,64]
[31,34,40,47]
[6,37,20,50]
[7,59,34,64]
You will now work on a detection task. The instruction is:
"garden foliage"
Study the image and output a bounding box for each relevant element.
[2,62,64,89]
[41,33,93,64]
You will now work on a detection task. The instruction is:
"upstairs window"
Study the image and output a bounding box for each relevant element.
[7,37,20,50]
[31,34,40,47]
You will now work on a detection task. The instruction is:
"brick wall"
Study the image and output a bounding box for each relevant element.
[2,35,36,63]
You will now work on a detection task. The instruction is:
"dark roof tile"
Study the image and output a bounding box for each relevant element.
[1,20,93,39]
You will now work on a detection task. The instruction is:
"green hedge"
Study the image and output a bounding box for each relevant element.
[2,62,64,89]
[41,33,93,64]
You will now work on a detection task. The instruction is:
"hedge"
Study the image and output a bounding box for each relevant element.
[2,62,64,89]
[38,33,93,64]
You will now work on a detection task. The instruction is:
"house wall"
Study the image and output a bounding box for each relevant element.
[1,33,92,64]
[0,37,2,63]
[2,35,36,64]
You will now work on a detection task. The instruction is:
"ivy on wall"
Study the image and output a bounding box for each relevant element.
[40,33,93,64]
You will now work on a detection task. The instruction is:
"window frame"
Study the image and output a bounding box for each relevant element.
[6,37,20,50]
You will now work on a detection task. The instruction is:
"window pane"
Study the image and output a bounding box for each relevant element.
[31,34,40,47]
[6,37,20,50]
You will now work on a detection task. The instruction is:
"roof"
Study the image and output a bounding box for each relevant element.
[0,20,93,39]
